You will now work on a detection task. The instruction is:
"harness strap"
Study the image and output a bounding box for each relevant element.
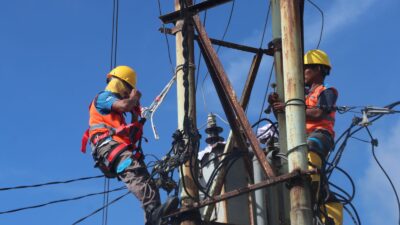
[321,114,335,122]
[82,120,145,153]
[89,123,115,131]
[107,143,129,163]
[81,129,90,153]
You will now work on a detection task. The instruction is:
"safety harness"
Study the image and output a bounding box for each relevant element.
[81,98,146,178]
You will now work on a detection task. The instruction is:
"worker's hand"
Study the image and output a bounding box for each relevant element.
[272,102,285,113]
[129,89,142,107]
[268,92,279,104]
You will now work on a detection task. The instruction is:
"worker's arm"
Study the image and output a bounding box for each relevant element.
[269,89,337,120]
[307,88,338,120]
[112,89,142,113]
[306,108,325,120]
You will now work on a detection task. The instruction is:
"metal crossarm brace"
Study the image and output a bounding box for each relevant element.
[160,27,274,55]
[192,15,276,178]
[159,0,232,24]
[202,51,264,220]
[164,170,312,218]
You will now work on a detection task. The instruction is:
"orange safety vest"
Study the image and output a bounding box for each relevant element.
[88,97,130,145]
[305,84,338,138]
[81,93,143,154]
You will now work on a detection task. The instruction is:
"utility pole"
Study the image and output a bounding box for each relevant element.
[175,0,199,224]
[280,1,313,225]
[270,0,291,224]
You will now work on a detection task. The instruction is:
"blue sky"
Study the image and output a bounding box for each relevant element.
[1,0,399,225]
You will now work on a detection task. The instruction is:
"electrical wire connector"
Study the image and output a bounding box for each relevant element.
[359,109,371,127]
[359,106,395,127]
[371,138,378,147]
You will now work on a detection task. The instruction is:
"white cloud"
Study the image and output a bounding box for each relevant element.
[358,119,400,225]
[304,0,378,48]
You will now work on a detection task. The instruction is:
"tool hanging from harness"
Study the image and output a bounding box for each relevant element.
[81,94,146,178]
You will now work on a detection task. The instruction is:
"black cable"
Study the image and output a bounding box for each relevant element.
[251,118,276,128]
[343,205,360,225]
[0,175,104,191]
[199,151,238,168]
[72,191,130,225]
[113,0,119,67]
[348,101,400,139]
[195,10,207,93]
[110,0,116,70]
[325,162,356,204]
[207,152,243,194]
[104,1,120,222]
[0,186,126,215]
[179,164,196,200]
[328,182,352,204]
[216,0,235,53]
[328,101,400,175]
[156,0,175,75]
[344,200,362,225]
[205,151,245,194]
[350,136,370,143]
[205,153,238,190]
[256,64,274,131]
[102,178,111,225]
[366,127,400,225]
[259,1,271,48]
[191,139,209,196]
[306,0,324,49]
[200,0,235,110]
[326,122,354,176]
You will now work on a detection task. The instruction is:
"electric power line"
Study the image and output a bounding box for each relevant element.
[200,0,235,111]
[256,64,274,131]
[259,1,271,48]
[157,0,175,75]
[306,0,324,49]
[0,186,126,215]
[72,191,130,225]
[365,127,400,225]
[0,175,104,191]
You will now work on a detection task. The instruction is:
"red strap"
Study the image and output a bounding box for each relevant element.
[81,129,90,153]
[91,131,111,145]
[133,105,142,116]
[107,143,129,162]
[83,120,144,154]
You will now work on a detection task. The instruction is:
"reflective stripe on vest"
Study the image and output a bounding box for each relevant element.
[89,123,115,131]
[305,84,337,137]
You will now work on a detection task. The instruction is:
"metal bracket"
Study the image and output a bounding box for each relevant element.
[268,38,282,54]
[159,0,232,24]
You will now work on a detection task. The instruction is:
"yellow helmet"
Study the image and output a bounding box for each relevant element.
[107,65,137,89]
[304,49,331,69]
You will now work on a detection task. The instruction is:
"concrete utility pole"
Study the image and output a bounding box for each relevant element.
[269,0,291,224]
[280,1,313,225]
[175,0,199,224]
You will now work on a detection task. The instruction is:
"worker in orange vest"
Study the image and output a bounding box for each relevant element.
[82,66,178,225]
[268,50,343,225]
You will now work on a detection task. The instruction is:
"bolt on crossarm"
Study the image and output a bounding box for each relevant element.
[280,0,313,225]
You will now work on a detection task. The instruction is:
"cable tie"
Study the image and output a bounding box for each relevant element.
[285,98,306,108]
[286,143,308,156]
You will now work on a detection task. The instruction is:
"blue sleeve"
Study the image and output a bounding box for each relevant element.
[95,91,118,115]
[318,89,338,113]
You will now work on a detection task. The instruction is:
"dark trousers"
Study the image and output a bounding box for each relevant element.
[93,140,161,222]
